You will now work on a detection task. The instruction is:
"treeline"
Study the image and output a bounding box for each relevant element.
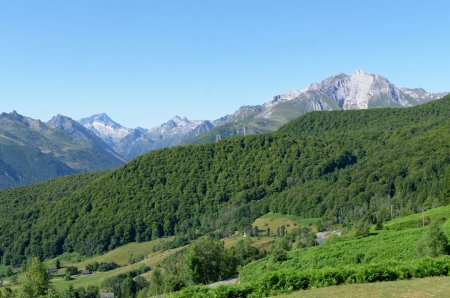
[1,96,450,264]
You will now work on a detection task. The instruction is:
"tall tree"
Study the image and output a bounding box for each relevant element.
[186,236,227,284]
[417,223,449,257]
[18,257,52,298]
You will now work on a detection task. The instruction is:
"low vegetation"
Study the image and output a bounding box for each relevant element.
[277,275,450,298]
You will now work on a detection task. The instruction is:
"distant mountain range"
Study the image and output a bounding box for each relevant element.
[0,112,124,189]
[79,114,214,160]
[189,70,448,144]
[0,70,447,189]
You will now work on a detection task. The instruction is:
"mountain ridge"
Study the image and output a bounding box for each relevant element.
[189,70,448,144]
[1,94,450,264]
[0,70,447,189]
[0,112,124,189]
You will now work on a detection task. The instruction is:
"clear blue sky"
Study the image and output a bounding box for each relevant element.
[1,0,449,128]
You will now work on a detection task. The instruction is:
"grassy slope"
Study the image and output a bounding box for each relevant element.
[384,204,450,231]
[253,213,321,234]
[41,238,181,291]
[277,276,450,298]
[52,247,182,292]
[45,213,319,292]
[241,205,450,282]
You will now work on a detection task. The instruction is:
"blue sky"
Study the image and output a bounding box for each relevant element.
[1,0,449,128]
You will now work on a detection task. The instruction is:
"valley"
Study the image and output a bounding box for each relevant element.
[2,1,449,297]
[1,95,450,297]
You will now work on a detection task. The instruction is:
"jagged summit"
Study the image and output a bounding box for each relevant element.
[261,70,446,115]
[78,114,216,160]
[190,70,448,144]
[79,113,132,146]
[47,114,81,128]
[1,111,45,130]
[79,113,124,129]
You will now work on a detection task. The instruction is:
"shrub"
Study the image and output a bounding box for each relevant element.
[65,266,79,276]
[169,285,209,298]
[86,262,119,272]
[211,284,254,298]
[417,223,449,257]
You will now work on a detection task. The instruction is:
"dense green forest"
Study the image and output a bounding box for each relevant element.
[1,95,450,265]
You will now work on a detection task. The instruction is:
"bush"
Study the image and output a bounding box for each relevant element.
[169,285,209,298]
[417,223,449,257]
[65,266,79,276]
[270,237,291,262]
[211,284,254,298]
[85,262,119,272]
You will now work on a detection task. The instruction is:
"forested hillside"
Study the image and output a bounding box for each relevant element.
[1,95,450,265]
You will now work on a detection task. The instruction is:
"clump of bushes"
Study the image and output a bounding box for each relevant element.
[128,254,145,264]
[85,262,119,272]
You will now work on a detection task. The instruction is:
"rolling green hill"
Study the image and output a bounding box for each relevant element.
[1,95,450,266]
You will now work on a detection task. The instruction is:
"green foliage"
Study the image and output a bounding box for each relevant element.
[354,219,371,237]
[171,257,450,298]
[384,204,450,231]
[417,222,449,257]
[0,266,13,278]
[2,95,450,265]
[271,237,292,262]
[55,260,61,270]
[18,257,52,298]
[170,284,255,298]
[144,237,262,295]
[65,267,79,276]
[85,262,119,272]
[228,238,263,268]
[0,287,15,298]
[240,225,439,282]
[127,254,144,265]
[186,236,230,284]
[60,285,99,298]
[100,266,149,298]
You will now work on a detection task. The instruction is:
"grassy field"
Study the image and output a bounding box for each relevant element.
[46,237,175,269]
[38,238,180,291]
[277,276,450,298]
[253,212,321,235]
[52,247,182,292]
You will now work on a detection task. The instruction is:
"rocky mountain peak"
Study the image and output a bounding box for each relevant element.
[0,111,45,130]
[79,114,132,145]
[79,113,124,129]
[47,114,77,127]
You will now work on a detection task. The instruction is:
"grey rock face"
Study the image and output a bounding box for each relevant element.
[80,115,216,160]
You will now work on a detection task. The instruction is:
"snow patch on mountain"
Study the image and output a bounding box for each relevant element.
[79,114,132,145]
[79,114,215,160]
